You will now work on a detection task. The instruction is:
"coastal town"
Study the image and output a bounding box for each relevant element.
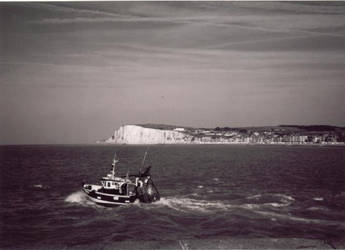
[136,124,345,145]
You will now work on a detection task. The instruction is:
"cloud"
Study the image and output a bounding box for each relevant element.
[28,3,131,18]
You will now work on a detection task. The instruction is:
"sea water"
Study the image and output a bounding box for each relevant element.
[0,145,344,248]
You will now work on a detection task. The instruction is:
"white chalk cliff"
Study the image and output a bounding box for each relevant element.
[105,125,193,144]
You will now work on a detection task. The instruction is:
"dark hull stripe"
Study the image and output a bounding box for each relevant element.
[83,188,137,204]
[87,196,131,206]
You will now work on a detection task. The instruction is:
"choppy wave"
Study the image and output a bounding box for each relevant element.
[246,193,295,208]
[32,184,49,190]
[65,191,99,207]
[150,193,296,213]
[154,197,233,213]
[247,193,295,202]
[307,206,329,212]
[255,210,345,226]
[150,195,344,226]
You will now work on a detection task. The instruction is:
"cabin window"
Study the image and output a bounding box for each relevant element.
[107,182,110,187]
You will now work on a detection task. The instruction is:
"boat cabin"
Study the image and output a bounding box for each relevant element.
[100,177,136,196]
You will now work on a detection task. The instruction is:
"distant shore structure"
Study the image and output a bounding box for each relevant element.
[174,128,185,132]
[98,124,345,145]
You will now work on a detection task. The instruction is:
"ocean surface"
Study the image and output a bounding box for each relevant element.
[1,145,345,249]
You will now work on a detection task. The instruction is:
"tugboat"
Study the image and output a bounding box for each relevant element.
[82,153,160,206]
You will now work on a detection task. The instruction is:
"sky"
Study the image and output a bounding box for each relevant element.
[1,2,345,144]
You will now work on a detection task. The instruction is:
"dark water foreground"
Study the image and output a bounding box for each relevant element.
[1,145,344,249]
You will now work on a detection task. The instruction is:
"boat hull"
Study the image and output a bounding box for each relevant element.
[83,188,137,206]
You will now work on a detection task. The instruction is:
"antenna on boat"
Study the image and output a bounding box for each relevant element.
[112,152,119,178]
[126,163,129,181]
[140,147,149,175]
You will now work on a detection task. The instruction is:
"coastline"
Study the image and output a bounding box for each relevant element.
[97,141,345,146]
[102,125,345,146]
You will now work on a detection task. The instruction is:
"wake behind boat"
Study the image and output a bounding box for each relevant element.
[82,153,160,206]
